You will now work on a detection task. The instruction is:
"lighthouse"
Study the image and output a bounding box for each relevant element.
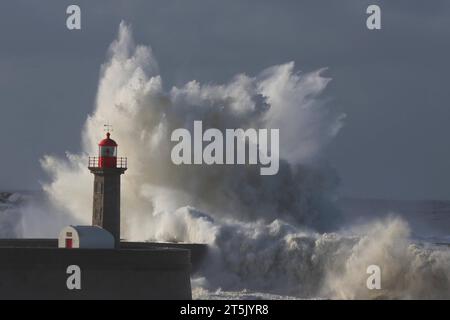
[88,128,127,245]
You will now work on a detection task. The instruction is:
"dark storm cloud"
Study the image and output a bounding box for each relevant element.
[0,0,449,200]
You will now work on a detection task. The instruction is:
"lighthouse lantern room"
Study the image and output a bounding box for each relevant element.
[98,132,118,168]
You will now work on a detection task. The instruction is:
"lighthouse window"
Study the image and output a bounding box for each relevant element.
[100,146,117,157]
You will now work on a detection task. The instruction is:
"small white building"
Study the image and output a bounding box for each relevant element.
[58,225,115,249]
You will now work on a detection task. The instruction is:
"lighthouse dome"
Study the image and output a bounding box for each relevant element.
[98,132,118,147]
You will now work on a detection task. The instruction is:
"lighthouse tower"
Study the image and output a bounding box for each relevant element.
[88,128,127,245]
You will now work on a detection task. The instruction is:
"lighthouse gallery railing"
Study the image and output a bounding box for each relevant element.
[88,157,127,169]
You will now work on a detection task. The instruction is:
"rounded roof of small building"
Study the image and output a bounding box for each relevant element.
[58,225,115,249]
[99,132,118,147]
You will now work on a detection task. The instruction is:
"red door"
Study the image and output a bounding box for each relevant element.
[65,238,73,248]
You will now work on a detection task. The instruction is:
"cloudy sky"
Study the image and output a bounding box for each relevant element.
[0,0,449,200]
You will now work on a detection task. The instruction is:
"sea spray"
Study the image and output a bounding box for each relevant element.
[42,21,344,238]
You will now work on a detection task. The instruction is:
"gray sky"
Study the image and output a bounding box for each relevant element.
[1,0,450,200]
